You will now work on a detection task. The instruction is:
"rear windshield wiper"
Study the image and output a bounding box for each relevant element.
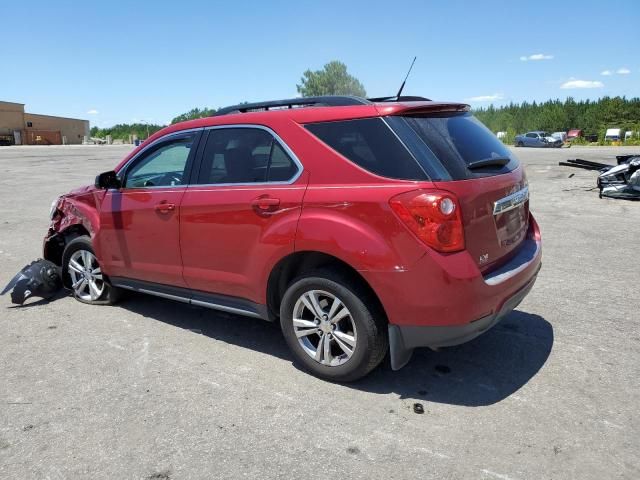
[466,157,511,170]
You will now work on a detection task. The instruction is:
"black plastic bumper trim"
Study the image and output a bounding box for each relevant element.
[388,265,540,370]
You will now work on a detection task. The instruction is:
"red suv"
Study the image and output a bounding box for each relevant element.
[44,96,541,381]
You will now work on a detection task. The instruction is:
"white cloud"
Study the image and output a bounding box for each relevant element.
[616,67,630,75]
[601,70,612,76]
[87,109,99,114]
[520,53,553,61]
[560,79,604,89]
[465,93,504,102]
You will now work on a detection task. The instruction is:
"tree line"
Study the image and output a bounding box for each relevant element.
[89,123,165,141]
[473,96,640,141]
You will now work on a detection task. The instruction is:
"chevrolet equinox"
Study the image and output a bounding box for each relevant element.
[44,95,542,381]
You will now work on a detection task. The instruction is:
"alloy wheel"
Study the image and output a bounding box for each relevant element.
[67,250,105,302]
[292,289,357,366]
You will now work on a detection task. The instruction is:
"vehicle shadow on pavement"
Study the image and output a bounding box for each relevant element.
[118,292,292,359]
[117,294,552,406]
[353,310,554,406]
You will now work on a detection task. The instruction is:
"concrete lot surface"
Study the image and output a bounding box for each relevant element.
[1,145,639,479]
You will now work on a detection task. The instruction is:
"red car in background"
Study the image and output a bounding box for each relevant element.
[44,95,541,381]
[567,129,583,141]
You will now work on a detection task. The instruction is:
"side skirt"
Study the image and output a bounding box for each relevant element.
[110,277,270,321]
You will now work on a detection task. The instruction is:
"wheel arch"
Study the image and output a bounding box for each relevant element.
[44,224,92,268]
[266,250,388,323]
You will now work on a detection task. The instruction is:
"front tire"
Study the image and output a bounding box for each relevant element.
[516,141,524,147]
[62,236,120,305]
[280,271,387,382]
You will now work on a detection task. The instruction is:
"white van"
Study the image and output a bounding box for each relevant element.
[605,128,622,141]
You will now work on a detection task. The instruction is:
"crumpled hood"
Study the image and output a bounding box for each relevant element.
[62,184,99,199]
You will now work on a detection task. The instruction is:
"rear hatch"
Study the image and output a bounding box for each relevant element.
[386,113,529,272]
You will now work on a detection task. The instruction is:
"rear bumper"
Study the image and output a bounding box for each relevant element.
[388,265,540,369]
[361,214,542,370]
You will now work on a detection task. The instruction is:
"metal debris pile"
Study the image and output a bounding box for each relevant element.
[559,154,640,200]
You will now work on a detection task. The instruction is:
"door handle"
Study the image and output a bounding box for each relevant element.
[251,196,280,212]
[155,202,176,214]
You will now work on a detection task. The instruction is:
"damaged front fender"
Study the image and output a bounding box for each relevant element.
[43,186,106,266]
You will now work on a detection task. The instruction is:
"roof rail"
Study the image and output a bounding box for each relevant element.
[215,96,370,116]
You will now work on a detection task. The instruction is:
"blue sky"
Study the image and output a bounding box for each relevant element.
[2,0,638,127]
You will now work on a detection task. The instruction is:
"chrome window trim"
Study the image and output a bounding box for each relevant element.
[190,124,304,187]
[116,124,304,190]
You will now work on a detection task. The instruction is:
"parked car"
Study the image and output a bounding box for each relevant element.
[551,132,567,143]
[605,128,622,142]
[514,131,563,148]
[567,129,582,140]
[43,95,541,381]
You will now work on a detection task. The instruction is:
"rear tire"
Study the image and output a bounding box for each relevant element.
[280,270,387,382]
[62,236,120,305]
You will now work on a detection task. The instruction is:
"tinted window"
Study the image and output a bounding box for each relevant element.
[268,142,299,181]
[305,118,427,181]
[388,113,519,180]
[124,136,194,188]
[196,128,298,184]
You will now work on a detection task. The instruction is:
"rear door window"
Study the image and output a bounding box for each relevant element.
[305,118,428,181]
[195,127,299,184]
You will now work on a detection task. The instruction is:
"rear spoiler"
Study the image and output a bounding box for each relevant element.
[376,101,470,116]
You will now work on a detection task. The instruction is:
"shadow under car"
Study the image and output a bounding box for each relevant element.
[20,291,553,406]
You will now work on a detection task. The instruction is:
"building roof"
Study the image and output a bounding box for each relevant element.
[0,100,25,107]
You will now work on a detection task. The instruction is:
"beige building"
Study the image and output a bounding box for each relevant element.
[0,101,89,145]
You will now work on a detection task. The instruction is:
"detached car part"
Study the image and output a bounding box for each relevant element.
[598,157,640,200]
[1,259,62,305]
[559,155,640,201]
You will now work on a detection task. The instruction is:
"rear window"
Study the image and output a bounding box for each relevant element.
[305,118,428,180]
[387,113,519,180]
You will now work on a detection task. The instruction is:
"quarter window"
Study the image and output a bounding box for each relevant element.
[196,128,298,184]
[124,135,195,188]
[305,118,428,180]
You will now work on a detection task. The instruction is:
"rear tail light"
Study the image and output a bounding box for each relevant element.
[389,189,465,252]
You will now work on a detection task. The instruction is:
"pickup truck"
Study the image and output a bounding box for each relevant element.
[514,131,563,148]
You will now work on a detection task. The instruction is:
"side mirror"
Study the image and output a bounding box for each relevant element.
[95,171,121,189]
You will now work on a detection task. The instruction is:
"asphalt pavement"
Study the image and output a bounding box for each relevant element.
[0,144,638,479]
